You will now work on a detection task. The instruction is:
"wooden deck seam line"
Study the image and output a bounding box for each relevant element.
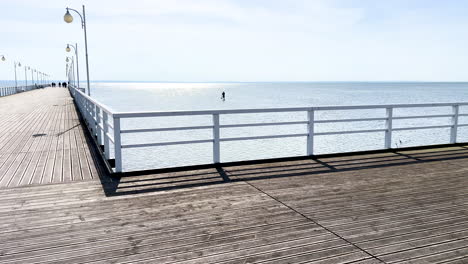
[242,179,388,264]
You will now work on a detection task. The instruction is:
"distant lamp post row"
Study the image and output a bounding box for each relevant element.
[0,55,50,89]
[64,5,91,96]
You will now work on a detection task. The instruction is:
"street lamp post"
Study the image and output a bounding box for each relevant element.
[66,56,76,87]
[0,56,4,92]
[64,5,91,96]
[14,61,21,91]
[66,43,80,89]
[24,65,28,90]
[31,68,35,87]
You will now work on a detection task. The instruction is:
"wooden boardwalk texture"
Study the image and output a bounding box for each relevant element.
[0,88,101,187]
[0,88,467,263]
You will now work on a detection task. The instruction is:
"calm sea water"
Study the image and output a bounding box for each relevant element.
[88,82,468,171]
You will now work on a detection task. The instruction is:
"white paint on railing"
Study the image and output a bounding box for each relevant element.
[113,116,122,172]
[123,139,213,148]
[121,125,214,134]
[213,114,220,163]
[96,106,102,145]
[315,117,387,123]
[103,111,110,159]
[451,105,459,144]
[307,110,314,155]
[221,121,308,128]
[393,125,453,131]
[385,108,393,149]
[392,114,453,120]
[221,133,309,142]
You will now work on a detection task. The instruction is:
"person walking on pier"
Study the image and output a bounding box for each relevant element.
[221,91,226,101]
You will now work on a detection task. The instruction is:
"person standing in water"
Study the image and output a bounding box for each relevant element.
[221,91,226,101]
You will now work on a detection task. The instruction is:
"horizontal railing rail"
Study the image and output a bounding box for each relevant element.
[68,86,468,173]
[112,102,468,118]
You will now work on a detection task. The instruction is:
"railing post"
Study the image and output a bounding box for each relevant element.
[83,99,88,124]
[213,114,220,163]
[87,101,92,130]
[91,102,97,135]
[113,116,122,172]
[103,112,110,159]
[87,101,92,129]
[385,107,393,149]
[307,109,314,156]
[96,106,102,145]
[450,105,459,144]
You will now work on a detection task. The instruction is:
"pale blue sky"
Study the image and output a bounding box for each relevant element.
[1,0,468,82]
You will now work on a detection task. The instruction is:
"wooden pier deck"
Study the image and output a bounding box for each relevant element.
[0,88,101,187]
[0,88,467,263]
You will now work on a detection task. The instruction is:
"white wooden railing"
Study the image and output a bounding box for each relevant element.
[69,86,468,173]
[0,85,46,97]
[0,87,18,97]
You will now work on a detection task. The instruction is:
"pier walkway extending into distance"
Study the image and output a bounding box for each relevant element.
[0,87,467,263]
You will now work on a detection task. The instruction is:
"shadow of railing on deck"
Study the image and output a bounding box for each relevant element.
[97,146,468,197]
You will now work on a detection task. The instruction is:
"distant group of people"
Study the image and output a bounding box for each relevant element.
[51,82,67,88]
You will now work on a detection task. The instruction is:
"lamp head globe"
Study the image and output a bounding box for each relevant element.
[64,9,73,23]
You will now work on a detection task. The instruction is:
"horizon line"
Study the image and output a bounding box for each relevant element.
[3,80,468,83]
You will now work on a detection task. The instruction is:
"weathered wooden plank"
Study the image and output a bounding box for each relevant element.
[368,230,468,256]
[379,238,468,263]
